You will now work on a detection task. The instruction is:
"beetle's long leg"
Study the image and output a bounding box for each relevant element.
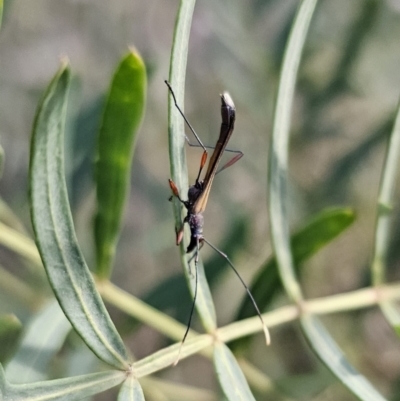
[184,137,243,181]
[166,80,243,183]
[168,179,188,245]
[215,151,243,176]
[168,178,185,204]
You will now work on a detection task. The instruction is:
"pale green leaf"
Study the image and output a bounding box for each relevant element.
[268,0,318,302]
[213,342,255,401]
[268,0,386,399]
[2,365,125,401]
[167,0,216,331]
[29,61,130,369]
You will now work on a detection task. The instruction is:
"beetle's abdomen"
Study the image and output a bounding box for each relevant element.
[186,213,204,253]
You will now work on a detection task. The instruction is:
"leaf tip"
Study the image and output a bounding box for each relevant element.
[127,46,145,67]
[59,55,70,69]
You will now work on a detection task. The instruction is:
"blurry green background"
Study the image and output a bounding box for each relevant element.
[1,0,400,399]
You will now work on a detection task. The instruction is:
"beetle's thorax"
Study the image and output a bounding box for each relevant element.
[184,180,203,212]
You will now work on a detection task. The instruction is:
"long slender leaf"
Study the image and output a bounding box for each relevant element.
[268,1,387,399]
[1,365,125,401]
[29,61,130,370]
[371,97,400,334]
[269,0,317,303]
[5,300,71,383]
[168,0,216,332]
[213,342,255,401]
[94,50,146,278]
[118,376,145,401]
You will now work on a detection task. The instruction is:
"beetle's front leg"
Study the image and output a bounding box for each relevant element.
[168,179,184,203]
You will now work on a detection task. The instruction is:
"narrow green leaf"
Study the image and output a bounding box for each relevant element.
[5,300,71,383]
[268,1,387,398]
[168,0,216,331]
[29,61,130,369]
[371,97,400,334]
[118,376,145,401]
[301,316,387,401]
[236,208,355,322]
[0,315,22,364]
[213,342,256,401]
[268,0,318,303]
[2,365,125,401]
[94,50,147,278]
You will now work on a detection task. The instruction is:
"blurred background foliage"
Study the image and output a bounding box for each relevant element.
[1,0,400,399]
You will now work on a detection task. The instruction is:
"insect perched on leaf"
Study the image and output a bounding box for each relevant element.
[166,81,270,362]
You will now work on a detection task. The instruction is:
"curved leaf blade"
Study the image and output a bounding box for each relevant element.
[268,0,387,399]
[29,61,130,369]
[167,0,216,331]
[268,0,318,303]
[94,50,147,278]
[213,342,255,401]
[2,365,125,401]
